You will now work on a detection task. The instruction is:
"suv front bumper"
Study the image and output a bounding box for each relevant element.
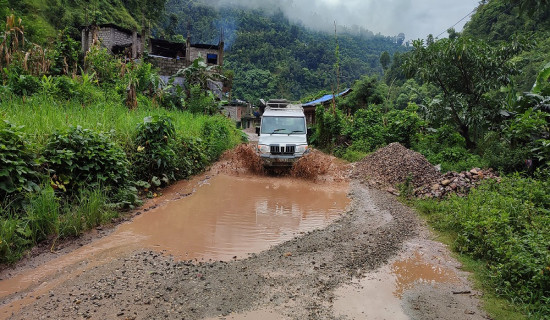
[260,154,303,167]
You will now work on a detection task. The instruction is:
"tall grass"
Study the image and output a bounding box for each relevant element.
[0,92,214,149]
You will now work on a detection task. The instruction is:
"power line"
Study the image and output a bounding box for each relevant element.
[435,2,516,39]
[435,7,477,39]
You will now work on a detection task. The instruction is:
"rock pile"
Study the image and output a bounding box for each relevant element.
[354,142,442,189]
[354,143,500,199]
[415,168,499,199]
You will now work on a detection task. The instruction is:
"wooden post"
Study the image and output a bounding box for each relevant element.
[132,30,138,59]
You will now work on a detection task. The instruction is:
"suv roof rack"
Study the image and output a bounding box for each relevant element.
[266,99,290,109]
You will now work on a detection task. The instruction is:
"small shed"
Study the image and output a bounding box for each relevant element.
[302,88,352,125]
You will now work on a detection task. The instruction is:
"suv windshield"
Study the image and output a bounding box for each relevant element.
[261,116,305,134]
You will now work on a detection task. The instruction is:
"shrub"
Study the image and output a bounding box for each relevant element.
[413,125,486,172]
[416,175,550,317]
[50,29,80,76]
[186,84,219,115]
[173,136,209,178]
[131,115,177,184]
[6,70,41,96]
[313,105,346,151]
[43,126,130,195]
[346,107,386,153]
[0,120,41,207]
[201,115,235,161]
[480,131,528,173]
[384,103,423,148]
[52,75,77,99]
[84,45,121,85]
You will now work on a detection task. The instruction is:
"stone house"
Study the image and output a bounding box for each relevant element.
[221,100,260,129]
[81,24,224,77]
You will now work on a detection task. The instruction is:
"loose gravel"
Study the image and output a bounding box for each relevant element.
[354,143,442,189]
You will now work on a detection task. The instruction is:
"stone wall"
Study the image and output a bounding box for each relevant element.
[188,48,219,65]
[149,56,186,77]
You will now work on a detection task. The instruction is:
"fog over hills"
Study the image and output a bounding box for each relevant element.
[200,0,479,40]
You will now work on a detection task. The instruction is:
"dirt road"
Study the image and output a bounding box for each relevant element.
[0,147,486,320]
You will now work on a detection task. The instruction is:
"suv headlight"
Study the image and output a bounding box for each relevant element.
[296,145,309,153]
[257,144,270,154]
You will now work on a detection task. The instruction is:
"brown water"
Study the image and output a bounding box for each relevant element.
[333,250,460,319]
[0,174,349,316]
[119,174,350,261]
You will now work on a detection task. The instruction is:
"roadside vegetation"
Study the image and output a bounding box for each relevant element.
[0,15,242,264]
[307,1,549,318]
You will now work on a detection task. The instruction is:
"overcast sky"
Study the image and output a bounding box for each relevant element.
[204,0,481,40]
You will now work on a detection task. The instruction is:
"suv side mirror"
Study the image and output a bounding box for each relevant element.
[255,126,260,136]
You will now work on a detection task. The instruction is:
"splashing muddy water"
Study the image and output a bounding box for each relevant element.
[0,173,349,316]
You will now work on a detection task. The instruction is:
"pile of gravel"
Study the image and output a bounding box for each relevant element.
[415,168,500,199]
[354,142,442,188]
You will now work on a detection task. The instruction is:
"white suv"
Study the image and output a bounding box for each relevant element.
[256,100,310,167]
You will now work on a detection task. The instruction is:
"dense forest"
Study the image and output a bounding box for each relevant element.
[1,0,549,318]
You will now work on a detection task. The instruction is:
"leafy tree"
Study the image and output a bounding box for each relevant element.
[404,36,529,149]
[447,28,459,40]
[341,76,385,114]
[505,0,550,14]
[384,51,407,86]
[50,29,80,76]
[380,51,390,70]
[464,0,550,42]
[174,57,225,99]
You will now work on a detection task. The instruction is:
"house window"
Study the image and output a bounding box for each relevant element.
[207,53,218,64]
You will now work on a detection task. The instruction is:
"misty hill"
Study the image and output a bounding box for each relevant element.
[160,0,409,101]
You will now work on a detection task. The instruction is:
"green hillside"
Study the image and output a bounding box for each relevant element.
[2,0,408,101]
[160,0,409,101]
[462,0,550,91]
[1,0,164,43]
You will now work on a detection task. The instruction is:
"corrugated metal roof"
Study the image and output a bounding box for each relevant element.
[303,88,352,107]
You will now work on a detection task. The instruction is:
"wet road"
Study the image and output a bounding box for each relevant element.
[0,155,485,320]
[0,173,349,318]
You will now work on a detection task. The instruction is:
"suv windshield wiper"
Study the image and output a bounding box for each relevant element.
[270,128,286,134]
[288,130,304,135]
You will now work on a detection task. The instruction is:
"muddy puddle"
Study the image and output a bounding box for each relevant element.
[333,250,460,319]
[0,173,349,316]
[120,174,350,261]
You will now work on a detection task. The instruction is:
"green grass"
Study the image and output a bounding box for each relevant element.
[411,212,528,320]
[0,93,213,149]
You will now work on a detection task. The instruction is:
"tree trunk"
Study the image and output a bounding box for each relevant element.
[458,124,476,150]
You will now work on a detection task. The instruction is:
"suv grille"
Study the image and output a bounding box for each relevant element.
[270,144,296,155]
